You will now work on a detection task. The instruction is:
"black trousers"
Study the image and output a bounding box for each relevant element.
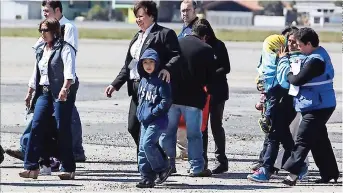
[283,107,339,179]
[128,81,141,154]
[202,99,228,167]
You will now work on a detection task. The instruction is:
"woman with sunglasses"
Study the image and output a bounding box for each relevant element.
[19,18,78,180]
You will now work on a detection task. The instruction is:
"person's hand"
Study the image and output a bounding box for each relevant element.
[58,88,68,101]
[278,46,287,58]
[24,93,33,108]
[158,69,170,83]
[105,85,116,98]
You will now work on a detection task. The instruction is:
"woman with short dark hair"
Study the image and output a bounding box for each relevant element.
[133,0,158,22]
[19,18,78,180]
[282,27,339,186]
[104,0,182,169]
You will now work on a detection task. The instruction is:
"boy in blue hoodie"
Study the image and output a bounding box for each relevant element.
[136,48,173,188]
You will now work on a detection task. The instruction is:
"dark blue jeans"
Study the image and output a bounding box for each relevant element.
[20,106,84,158]
[262,88,296,173]
[24,91,76,172]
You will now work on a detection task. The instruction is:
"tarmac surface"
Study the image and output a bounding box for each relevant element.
[0,37,342,192]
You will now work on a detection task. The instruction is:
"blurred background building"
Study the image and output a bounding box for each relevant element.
[1,0,342,28]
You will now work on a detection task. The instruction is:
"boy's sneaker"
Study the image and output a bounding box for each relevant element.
[136,179,155,188]
[251,162,262,172]
[298,165,309,181]
[258,117,272,133]
[155,166,173,184]
[247,167,270,182]
[39,165,52,176]
[189,169,212,177]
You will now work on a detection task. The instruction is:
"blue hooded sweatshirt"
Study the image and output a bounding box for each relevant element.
[136,48,172,128]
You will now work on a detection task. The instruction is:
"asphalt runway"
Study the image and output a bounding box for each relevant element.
[1,37,342,156]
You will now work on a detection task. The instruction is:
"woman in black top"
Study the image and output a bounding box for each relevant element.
[194,19,231,174]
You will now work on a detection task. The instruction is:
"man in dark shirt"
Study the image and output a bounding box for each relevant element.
[175,0,199,164]
[159,23,215,177]
[178,0,198,38]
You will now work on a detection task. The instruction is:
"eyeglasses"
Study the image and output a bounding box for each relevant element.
[38,28,50,33]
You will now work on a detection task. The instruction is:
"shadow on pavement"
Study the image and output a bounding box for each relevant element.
[157,183,287,190]
[77,169,138,174]
[0,182,82,187]
[77,172,139,178]
[72,178,140,183]
[0,165,85,169]
[0,165,23,169]
[75,169,141,182]
[228,158,259,163]
[211,172,251,180]
[83,160,136,165]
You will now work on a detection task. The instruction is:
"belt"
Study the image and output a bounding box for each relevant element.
[40,85,50,93]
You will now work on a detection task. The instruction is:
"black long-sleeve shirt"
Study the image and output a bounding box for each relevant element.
[207,39,230,102]
[173,35,216,109]
[287,58,325,86]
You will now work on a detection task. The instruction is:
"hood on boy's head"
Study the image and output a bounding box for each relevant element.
[263,34,287,54]
[138,48,160,77]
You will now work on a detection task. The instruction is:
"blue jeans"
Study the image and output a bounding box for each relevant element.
[24,91,76,172]
[138,123,168,181]
[70,106,85,157]
[20,106,84,158]
[159,104,204,174]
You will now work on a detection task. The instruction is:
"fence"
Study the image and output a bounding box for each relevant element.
[206,11,253,26]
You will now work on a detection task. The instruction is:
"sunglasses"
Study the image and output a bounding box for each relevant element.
[38,28,50,33]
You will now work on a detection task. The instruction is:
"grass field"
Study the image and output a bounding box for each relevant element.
[1,27,341,42]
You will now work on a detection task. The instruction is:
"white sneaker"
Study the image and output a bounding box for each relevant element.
[39,165,52,176]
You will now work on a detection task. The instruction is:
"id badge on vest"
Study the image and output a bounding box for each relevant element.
[288,59,301,96]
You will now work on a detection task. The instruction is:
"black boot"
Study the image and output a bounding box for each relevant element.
[212,163,228,174]
[136,179,155,188]
[0,146,5,164]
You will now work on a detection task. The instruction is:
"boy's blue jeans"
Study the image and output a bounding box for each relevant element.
[138,123,168,182]
[159,104,204,174]
[20,106,85,158]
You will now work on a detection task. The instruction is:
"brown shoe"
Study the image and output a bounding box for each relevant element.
[5,149,24,161]
[58,172,75,180]
[19,169,39,179]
